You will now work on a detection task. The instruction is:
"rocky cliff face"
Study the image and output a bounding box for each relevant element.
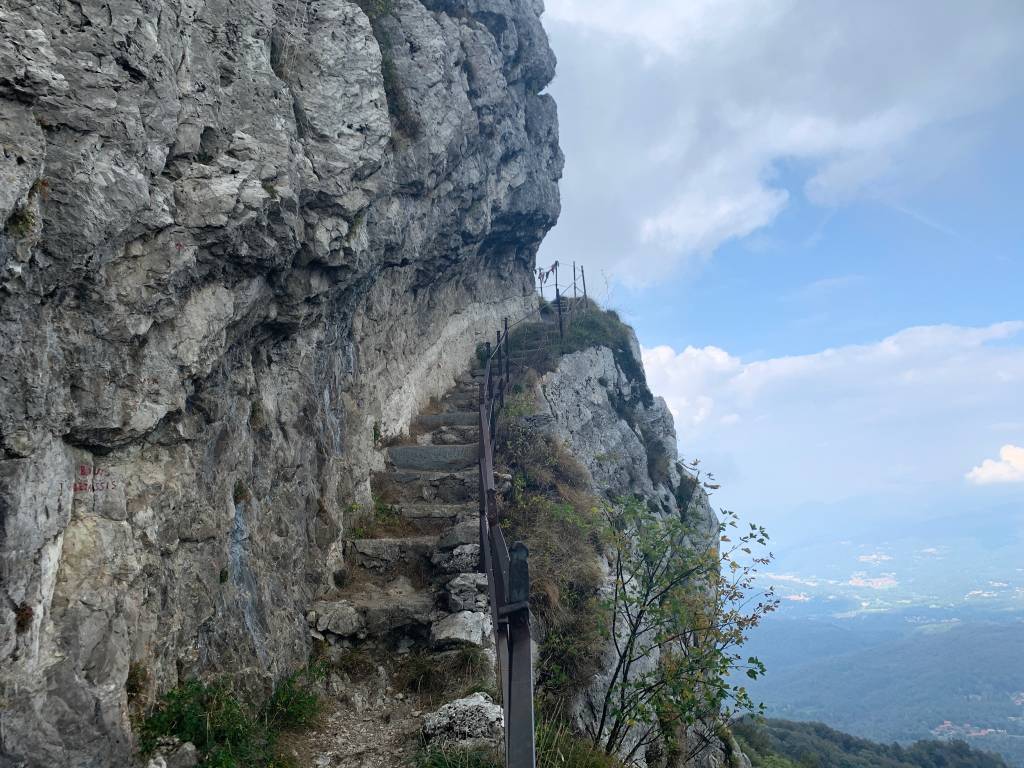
[0,0,560,764]
[529,337,733,768]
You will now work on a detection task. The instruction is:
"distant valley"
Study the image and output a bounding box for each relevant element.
[742,611,1024,767]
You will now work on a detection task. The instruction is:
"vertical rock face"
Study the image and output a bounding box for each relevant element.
[534,338,724,768]
[0,0,561,764]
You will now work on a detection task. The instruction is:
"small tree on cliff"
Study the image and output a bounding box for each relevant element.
[586,478,778,764]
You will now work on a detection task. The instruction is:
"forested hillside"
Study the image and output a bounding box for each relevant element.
[735,718,1010,768]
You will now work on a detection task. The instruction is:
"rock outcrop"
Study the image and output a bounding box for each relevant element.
[0,0,561,764]
[528,334,726,767]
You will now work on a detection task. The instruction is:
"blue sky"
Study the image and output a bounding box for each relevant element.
[538,0,1024,613]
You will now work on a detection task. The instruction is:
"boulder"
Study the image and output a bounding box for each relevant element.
[422,692,503,751]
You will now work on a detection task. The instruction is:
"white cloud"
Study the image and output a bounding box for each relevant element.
[765,572,819,588]
[965,589,998,600]
[540,0,1024,284]
[641,321,1024,506]
[966,445,1024,485]
[849,573,899,590]
[858,553,894,566]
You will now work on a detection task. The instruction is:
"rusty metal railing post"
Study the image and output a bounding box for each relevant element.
[555,287,564,342]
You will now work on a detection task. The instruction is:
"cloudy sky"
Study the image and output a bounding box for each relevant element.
[537,0,1024,611]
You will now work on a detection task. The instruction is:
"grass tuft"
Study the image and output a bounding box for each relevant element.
[395,647,493,701]
[138,668,323,768]
[536,721,622,768]
[348,498,416,538]
[416,745,503,768]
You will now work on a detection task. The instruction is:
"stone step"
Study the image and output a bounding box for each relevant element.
[396,502,478,526]
[345,535,438,575]
[415,411,478,430]
[415,423,480,446]
[441,392,479,410]
[311,576,434,638]
[388,443,477,471]
[372,468,479,504]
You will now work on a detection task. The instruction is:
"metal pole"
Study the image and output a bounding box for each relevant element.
[556,288,564,341]
[581,266,588,304]
[504,316,510,381]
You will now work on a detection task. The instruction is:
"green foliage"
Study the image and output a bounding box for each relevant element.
[733,718,1010,768]
[586,497,777,763]
[232,480,250,505]
[262,666,324,732]
[138,669,323,768]
[353,0,393,20]
[495,404,609,713]
[536,721,622,768]
[416,745,503,768]
[746,620,1024,767]
[138,681,265,767]
[348,497,415,538]
[5,206,36,238]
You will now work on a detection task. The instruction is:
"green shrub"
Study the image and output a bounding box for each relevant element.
[138,680,266,767]
[261,667,323,732]
[5,207,36,239]
[138,669,323,768]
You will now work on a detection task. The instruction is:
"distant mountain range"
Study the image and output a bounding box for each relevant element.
[741,612,1024,766]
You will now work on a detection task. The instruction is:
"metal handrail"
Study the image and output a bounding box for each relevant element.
[476,265,592,768]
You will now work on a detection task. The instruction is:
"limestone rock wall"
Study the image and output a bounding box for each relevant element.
[0,0,561,765]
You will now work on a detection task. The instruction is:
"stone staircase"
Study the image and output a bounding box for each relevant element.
[308,366,491,655]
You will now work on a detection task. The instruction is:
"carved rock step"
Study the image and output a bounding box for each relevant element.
[396,502,478,527]
[415,411,478,430]
[311,577,434,638]
[373,468,478,503]
[415,423,480,446]
[345,536,439,574]
[441,391,479,410]
[388,443,478,471]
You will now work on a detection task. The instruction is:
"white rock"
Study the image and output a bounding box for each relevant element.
[431,610,491,648]
[423,692,503,749]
